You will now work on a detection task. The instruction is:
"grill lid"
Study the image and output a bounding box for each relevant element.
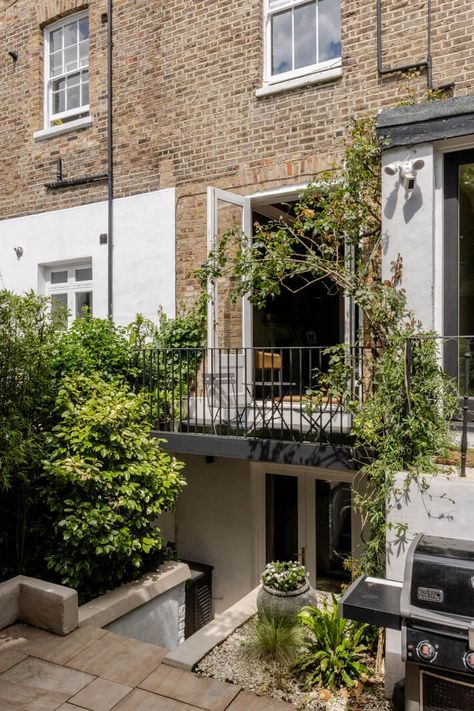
[401,534,474,631]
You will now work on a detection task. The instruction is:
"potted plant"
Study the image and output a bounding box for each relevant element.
[257,561,317,617]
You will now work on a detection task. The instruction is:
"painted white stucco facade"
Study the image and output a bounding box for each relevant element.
[0,188,176,325]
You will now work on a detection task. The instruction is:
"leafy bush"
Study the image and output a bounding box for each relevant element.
[261,561,307,592]
[292,597,369,690]
[41,372,186,598]
[53,315,132,380]
[244,612,303,668]
[0,290,63,577]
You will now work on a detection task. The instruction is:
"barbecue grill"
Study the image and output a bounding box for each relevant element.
[340,534,474,710]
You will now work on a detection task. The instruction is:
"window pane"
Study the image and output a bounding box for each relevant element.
[76,291,93,318]
[51,270,68,284]
[63,21,78,48]
[81,80,89,106]
[67,83,80,110]
[50,51,63,77]
[294,2,316,70]
[79,17,89,41]
[318,0,341,62]
[64,45,78,72]
[52,90,66,114]
[75,267,92,281]
[50,27,63,52]
[79,40,89,66]
[272,9,292,75]
[51,293,68,329]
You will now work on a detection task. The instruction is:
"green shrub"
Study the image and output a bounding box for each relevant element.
[245,612,303,668]
[53,315,132,380]
[292,596,369,690]
[0,290,63,577]
[41,372,186,598]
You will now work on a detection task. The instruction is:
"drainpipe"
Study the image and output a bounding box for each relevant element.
[107,0,114,319]
[376,0,433,89]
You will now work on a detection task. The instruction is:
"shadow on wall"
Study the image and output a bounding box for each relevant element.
[384,181,424,224]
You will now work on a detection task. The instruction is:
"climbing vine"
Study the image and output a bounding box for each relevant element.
[197,116,456,576]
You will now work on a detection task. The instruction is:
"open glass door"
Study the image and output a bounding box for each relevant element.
[444,151,474,395]
[207,188,252,349]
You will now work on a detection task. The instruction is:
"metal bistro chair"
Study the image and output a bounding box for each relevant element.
[203,356,249,434]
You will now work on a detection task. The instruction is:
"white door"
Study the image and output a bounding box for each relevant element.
[251,466,356,589]
[207,187,252,349]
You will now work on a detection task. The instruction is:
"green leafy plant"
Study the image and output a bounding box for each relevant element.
[0,290,64,578]
[244,612,303,669]
[261,561,307,592]
[292,597,369,690]
[41,372,186,598]
[53,314,132,381]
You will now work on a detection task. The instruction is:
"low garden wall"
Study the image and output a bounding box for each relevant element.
[385,471,474,697]
[79,561,191,650]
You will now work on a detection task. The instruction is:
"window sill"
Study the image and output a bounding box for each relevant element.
[33,116,92,141]
[255,65,342,98]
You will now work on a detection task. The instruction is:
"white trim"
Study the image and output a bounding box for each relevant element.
[43,10,89,129]
[262,0,341,91]
[256,64,342,97]
[43,258,93,328]
[33,115,92,141]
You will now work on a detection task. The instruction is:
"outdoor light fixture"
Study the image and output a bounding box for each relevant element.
[384,158,426,194]
[13,246,23,259]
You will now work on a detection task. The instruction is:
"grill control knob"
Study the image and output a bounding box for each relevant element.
[464,651,474,672]
[417,641,436,662]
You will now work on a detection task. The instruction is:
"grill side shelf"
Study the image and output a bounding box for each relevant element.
[339,575,402,630]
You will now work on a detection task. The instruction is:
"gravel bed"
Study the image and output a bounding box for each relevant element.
[195,615,391,711]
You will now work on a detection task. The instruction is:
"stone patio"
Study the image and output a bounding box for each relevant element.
[0,623,294,711]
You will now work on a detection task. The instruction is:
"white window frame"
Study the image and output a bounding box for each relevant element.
[43,11,90,129]
[45,260,93,328]
[264,0,341,86]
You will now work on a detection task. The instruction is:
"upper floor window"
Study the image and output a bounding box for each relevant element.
[44,12,89,128]
[265,0,341,84]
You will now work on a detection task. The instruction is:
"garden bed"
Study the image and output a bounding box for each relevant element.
[195,614,390,711]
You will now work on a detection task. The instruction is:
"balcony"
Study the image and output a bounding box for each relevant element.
[134,346,370,467]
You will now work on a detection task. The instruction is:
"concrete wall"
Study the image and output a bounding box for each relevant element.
[385,472,474,696]
[381,144,435,330]
[175,455,253,615]
[105,581,186,650]
[0,189,176,325]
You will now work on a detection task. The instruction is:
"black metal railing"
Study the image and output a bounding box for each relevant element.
[134,346,370,444]
[406,335,474,477]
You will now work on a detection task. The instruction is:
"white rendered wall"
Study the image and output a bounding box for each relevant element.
[381,144,435,330]
[385,473,474,697]
[0,189,176,325]
[175,455,253,615]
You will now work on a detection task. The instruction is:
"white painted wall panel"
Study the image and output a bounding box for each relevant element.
[0,189,176,325]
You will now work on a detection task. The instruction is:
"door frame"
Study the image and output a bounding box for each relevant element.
[207,183,356,350]
[250,461,357,589]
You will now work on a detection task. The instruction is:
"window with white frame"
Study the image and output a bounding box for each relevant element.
[45,262,93,328]
[44,12,89,128]
[265,0,341,84]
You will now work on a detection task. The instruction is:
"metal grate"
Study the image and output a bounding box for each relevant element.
[422,670,474,710]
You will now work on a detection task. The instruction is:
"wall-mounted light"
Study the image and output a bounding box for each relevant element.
[384,158,426,194]
[14,246,23,259]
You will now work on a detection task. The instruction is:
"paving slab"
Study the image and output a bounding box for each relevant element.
[140,665,240,711]
[0,677,72,711]
[66,630,166,687]
[68,677,132,711]
[113,688,200,711]
[0,656,95,697]
[0,647,29,673]
[227,691,294,711]
[0,623,108,666]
